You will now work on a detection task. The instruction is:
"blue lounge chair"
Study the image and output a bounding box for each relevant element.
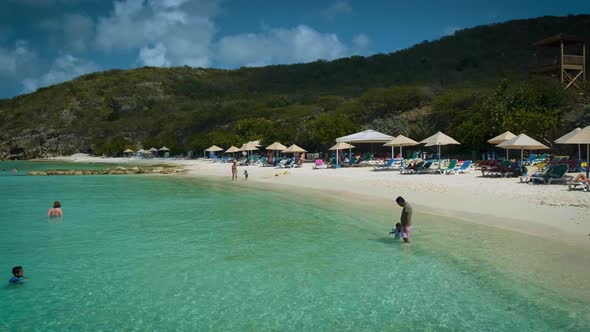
[373,158,399,171]
[448,160,472,175]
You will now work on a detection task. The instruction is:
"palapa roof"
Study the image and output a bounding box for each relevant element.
[266,142,287,151]
[383,135,419,147]
[533,34,585,47]
[497,134,548,150]
[336,129,393,143]
[239,142,259,151]
[329,142,355,150]
[554,128,582,144]
[225,146,240,153]
[205,145,224,152]
[487,131,516,145]
[420,132,460,146]
[556,126,590,144]
[283,144,307,153]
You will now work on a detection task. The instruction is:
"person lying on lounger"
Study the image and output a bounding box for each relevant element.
[572,173,590,184]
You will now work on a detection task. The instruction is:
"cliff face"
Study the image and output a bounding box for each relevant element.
[0,129,91,159]
[1,15,589,159]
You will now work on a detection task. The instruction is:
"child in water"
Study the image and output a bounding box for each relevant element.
[9,266,26,284]
[389,223,403,239]
[243,169,248,180]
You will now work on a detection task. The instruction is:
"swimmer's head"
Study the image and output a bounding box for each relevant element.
[53,201,61,208]
[395,223,402,230]
[12,266,23,277]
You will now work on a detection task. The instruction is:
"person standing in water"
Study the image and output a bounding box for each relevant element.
[48,201,63,217]
[395,196,412,243]
[231,161,238,181]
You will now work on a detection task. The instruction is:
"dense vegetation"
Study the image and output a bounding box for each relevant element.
[1,15,589,159]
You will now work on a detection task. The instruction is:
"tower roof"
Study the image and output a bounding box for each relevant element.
[533,34,585,47]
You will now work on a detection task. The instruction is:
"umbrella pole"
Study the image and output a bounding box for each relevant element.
[349,145,351,162]
[587,144,589,177]
[521,149,524,162]
[400,145,403,159]
[438,145,441,170]
[578,144,581,171]
[336,149,339,167]
[391,146,393,159]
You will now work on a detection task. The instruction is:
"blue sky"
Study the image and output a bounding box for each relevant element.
[0,0,589,98]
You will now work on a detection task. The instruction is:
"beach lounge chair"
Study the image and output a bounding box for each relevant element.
[567,181,589,191]
[313,159,328,169]
[350,157,363,167]
[529,165,572,184]
[523,154,537,165]
[416,161,435,174]
[400,161,424,174]
[531,153,550,165]
[484,160,512,177]
[442,159,459,175]
[448,160,473,175]
[519,165,548,183]
[373,158,399,171]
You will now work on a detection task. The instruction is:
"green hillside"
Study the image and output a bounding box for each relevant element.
[1,14,589,159]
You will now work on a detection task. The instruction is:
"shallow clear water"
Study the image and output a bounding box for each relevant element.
[1,162,589,331]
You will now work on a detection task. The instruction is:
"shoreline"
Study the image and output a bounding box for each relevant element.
[35,154,590,248]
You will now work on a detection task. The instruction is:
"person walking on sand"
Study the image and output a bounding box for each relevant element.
[231,161,238,181]
[395,196,412,243]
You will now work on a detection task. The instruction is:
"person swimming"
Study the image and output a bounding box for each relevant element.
[48,201,63,217]
[9,266,26,284]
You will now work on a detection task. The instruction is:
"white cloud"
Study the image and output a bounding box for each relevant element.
[139,43,170,66]
[22,54,99,93]
[95,0,217,67]
[217,25,348,67]
[323,1,352,20]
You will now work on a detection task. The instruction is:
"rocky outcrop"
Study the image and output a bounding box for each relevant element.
[0,129,91,160]
[28,166,186,176]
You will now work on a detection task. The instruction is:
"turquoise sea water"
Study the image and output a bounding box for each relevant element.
[1,161,589,331]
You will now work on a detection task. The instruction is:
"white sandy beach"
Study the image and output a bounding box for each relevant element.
[48,154,590,247]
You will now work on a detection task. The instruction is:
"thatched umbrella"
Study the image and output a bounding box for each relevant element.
[266,142,287,163]
[283,144,307,153]
[488,131,516,159]
[555,126,590,176]
[555,128,582,170]
[239,142,259,162]
[225,146,240,159]
[330,142,355,166]
[420,132,460,170]
[158,146,171,158]
[123,149,134,158]
[496,134,548,162]
[205,145,224,158]
[383,135,419,159]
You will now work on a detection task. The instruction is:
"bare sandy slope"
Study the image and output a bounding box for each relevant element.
[49,154,590,247]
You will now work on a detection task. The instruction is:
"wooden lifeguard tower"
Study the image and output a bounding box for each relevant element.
[531,34,586,89]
